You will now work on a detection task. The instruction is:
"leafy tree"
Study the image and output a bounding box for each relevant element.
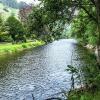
[27,5,66,42]
[0,16,3,32]
[0,16,10,42]
[0,16,3,41]
[28,0,100,63]
[6,15,26,43]
[39,0,100,64]
[70,9,98,45]
[27,6,52,42]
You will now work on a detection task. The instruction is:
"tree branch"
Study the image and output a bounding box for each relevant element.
[80,6,97,23]
[90,0,96,6]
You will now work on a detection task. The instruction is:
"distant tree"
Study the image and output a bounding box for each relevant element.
[19,5,32,24]
[0,16,9,42]
[27,6,66,42]
[6,15,26,43]
[0,16,5,33]
[0,16,3,32]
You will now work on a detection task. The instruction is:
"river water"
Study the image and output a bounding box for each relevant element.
[0,39,92,100]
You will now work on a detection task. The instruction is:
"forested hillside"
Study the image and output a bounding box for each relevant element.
[0,0,18,8]
[0,0,29,20]
[0,3,19,20]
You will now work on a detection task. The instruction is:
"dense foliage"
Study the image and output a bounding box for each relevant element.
[0,14,26,43]
[24,0,99,47]
[0,0,100,46]
[6,15,26,43]
[70,9,98,45]
[38,0,98,45]
[27,2,69,43]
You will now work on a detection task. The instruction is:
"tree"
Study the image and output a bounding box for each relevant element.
[0,16,3,41]
[94,0,100,65]
[27,6,53,42]
[70,8,97,45]
[27,5,66,43]
[6,15,26,43]
[0,16,3,32]
[39,0,100,64]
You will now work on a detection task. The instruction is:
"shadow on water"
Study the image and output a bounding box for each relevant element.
[0,39,96,100]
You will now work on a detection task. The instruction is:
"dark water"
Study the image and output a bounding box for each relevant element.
[0,39,92,100]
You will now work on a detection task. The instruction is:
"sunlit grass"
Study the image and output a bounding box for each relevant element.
[0,40,45,55]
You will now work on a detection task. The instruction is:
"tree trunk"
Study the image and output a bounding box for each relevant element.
[94,0,100,65]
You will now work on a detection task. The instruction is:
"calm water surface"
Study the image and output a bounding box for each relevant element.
[0,39,91,100]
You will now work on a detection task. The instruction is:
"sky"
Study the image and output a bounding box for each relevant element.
[17,0,40,4]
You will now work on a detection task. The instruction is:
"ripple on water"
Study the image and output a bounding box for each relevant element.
[0,39,90,100]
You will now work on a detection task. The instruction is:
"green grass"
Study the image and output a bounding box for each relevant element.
[0,3,19,20]
[0,40,45,55]
[68,90,100,100]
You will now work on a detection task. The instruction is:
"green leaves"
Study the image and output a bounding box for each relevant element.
[6,15,26,42]
[66,65,78,74]
[0,16,3,33]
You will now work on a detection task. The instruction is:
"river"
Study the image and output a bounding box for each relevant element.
[0,39,93,100]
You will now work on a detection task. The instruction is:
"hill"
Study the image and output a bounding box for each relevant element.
[0,3,19,20]
[0,0,28,9]
[0,0,18,9]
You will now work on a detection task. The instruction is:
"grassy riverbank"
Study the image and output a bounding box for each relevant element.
[0,40,45,55]
[67,47,100,100]
[67,68,100,100]
[67,75,100,100]
[68,89,100,100]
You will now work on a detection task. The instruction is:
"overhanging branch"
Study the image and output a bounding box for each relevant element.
[80,6,97,23]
